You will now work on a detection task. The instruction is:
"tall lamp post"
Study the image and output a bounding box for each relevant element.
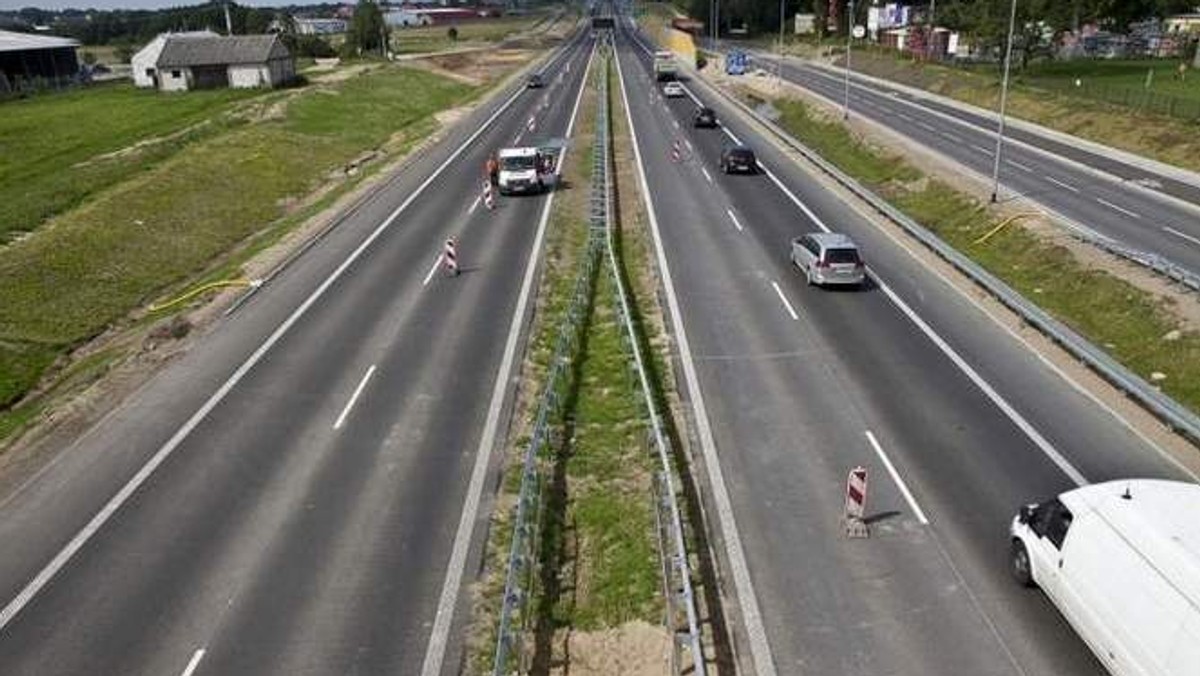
[778,0,786,89]
[990,0,1018,203]
[843,0,855,119]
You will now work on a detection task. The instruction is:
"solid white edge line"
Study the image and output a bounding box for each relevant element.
[726,208,744,232]
[417,39,596,676]
[180,649,206,676]
[332,365,377,430]
[728,119,1090,489]
[0,29,569,639]
[422,253,444,286]
[1096,196,1141,219]
[701,166,713,183]
[864,430,930,525]
[1044,175,1080,193]
[615,39,779,676]
[1163,225,1200,247]
[770,281,799,321]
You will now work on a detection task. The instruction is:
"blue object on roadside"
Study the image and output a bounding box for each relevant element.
[726,50,748,75]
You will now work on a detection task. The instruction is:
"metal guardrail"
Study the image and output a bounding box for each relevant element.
[490,54,605,676]
[596,39,707,675]
[700,73,1200,446]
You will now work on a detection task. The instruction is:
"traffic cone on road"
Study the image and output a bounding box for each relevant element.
[482,180,496,211]
[443,237,459,277]
[670,139,681,163]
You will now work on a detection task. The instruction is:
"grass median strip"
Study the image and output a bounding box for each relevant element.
[760,93,1200,412]
[0,65,478,440]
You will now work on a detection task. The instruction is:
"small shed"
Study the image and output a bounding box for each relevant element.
[131,31,218,89]
[156,34,294,92]
[0,29,79,92]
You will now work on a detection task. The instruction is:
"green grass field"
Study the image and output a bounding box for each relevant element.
[390,14,549,55]
[0,65,474,422]
[766,94,1200,412]
[1018,58,1200,102]
[0,82,261,241]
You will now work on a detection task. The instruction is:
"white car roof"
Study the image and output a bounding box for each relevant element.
[498,147,538,158]
[1062,479,1200,608]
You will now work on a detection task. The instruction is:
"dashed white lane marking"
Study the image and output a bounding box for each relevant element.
[1163,226,1200,247]
[421,253,444,286]
[896,112,913,122]
[865,431,930,525]
[180,649,206,676]
[1095,197,1141,219]
[701,166,714,183]
[726,208,744,232]
[939,131,962,143]
[970,143,994,156]
[1044,175,1080,193]
[1006,159,1034,173]
[770,281,800,321]
[917,121,936,132]
[467,194,482,215]
[333,365,377,430]
[418,39,596,676]
[684,138,694,152]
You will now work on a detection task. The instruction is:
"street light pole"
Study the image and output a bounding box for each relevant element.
[778,0,785,90]
[843,0,855,119]
[927,0,937,60]
[990,0,1018,203]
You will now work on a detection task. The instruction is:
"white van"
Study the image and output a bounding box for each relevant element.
[1010,479,1200,676]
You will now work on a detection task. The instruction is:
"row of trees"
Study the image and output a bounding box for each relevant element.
[680,0,1199,42]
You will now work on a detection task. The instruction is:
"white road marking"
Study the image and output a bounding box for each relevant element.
[421,253,444,286]
[617,48,779,676]
[180,649,206,676]
[467,194,482,215]
[864,431,930,525]
[745,133,1090,489]
[917,121,936,132]
[701,166,713,183]
[684,138,693,152]
[333,365,377,430]
[970,144,994,156]
[770,281,800,320]
[418,40,596,676]
[1163,226,1200,247]
[939,131,962,143]
[1095,197,1141,219]
[896,112,913,122]
[0,36,549,636]
[1006,159,1033,173]
[726,208,744,232]
[1043,175,1080,193]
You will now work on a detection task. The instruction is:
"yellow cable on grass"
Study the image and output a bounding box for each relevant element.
[149,279,262,313]
[973,212,1040,246]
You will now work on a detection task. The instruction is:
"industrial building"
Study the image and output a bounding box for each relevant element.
[0,29,79,93]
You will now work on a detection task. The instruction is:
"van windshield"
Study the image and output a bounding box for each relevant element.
[501,156,536,171]
[825,248,861,264]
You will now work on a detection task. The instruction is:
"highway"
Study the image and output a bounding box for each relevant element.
[620,19,1193,676]
[740,49,1200,282]
[0,28,593,676]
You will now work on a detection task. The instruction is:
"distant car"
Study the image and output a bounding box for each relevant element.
[719,144,757,174]
[662,81,685,98]
[692,106,717,128]
[790,232,866,288]
[527,73,545,88]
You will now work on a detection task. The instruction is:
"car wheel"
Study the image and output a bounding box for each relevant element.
[1011,540,1035,587]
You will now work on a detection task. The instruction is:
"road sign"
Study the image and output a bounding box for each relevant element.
[852,25,866,39]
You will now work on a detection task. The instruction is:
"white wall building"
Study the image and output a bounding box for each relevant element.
[295,18,347,35]
[155,34,294,92]
[130,31,217,88]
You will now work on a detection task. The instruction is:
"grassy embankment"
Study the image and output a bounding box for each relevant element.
[390,13,554,55]
[0,65,477,440]
[843,49,1200,173]
[753,91,1199,411]
[471,54,664,674]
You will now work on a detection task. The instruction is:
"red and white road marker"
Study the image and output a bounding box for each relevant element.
[443,236,459,277]
[527,116,537,133]
[844,466,869,538]
[482,180,496,211]
[670,139,682,163]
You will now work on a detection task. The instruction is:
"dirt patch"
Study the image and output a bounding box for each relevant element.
[409,48,536,87]
[554,621,671,676]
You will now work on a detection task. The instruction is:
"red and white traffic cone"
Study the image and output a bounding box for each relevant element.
[443,236,459,277]
[483,180,496,211]
[670,139,681,163]
[527,116,537,134]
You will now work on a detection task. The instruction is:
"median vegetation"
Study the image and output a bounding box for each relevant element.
[751,91,1199,413]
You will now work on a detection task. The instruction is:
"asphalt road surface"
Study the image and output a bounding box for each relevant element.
[742,48,1200,282]
[621,20,1192,676]
[0,28,594,676]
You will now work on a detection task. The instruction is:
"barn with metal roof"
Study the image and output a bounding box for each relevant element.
[0,29,80,93]
[155,34,294,92]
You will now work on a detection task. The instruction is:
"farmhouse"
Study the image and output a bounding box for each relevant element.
[131,31,218,89]
[0,29,79,92]
[155,34,294,92]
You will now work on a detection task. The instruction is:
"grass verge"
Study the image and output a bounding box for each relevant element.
[760,92,1200,412]
[0,64,478,439]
